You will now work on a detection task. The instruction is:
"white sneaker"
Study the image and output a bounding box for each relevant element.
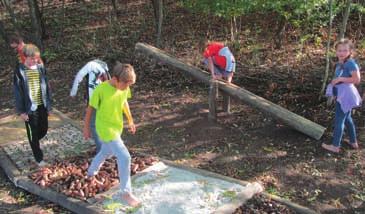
[37,161,48,167]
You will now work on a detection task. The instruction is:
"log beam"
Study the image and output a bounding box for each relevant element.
[135,42,326,140]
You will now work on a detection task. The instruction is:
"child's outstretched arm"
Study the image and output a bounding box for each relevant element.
[83,106,94,140]
[123,101,136,134]
[70,64,90,97]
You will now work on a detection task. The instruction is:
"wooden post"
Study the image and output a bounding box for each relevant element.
[135,43,326,140]
[209,80,218,121]
[222,92,231,113]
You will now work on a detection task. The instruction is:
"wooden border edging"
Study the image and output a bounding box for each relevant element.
[0,148,22,183]
[0,149,103,214]
[262,193,319,214]
[16,178,102,214]
[135,42,326,140]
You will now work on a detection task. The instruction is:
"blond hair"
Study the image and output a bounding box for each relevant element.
[335,38,355,50]
[22,44,40,57]
[112,62,136,83]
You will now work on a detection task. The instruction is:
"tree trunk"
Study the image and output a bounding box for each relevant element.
[0,19,9,45]
[2,0,19,32]
[157,0,163,47]
[34,0,46,39]
[111,0,118,17]
[230,16,238,42]
[135,42,326,140]
[27,0,43,49]
[338,0,351,40]
[274,16,286,49]
[54,0,66,51]
[319,0,334,99]
[151,0,163,47]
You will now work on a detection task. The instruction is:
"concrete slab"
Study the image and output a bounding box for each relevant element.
[93,162,262,214]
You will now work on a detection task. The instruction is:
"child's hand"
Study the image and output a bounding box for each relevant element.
[83,126,91,140]
[20,113,29,122]
[128,124,136,134]
[331,78,341,85]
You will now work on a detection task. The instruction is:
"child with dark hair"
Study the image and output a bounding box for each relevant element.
[10,35,43,65]
[70,59,110,153]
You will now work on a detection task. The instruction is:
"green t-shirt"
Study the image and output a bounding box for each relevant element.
[89,82,131,142]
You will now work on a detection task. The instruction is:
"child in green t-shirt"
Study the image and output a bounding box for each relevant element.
[83,63,140,207]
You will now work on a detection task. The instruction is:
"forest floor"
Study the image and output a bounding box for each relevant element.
[0,0,365,213]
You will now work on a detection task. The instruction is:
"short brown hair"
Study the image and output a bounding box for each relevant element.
[10,34,23,44]
[112,62,136,83]
[22,44,40,57]
[198,38,212,51]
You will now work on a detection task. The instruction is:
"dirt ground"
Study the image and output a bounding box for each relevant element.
[1,0,365,213]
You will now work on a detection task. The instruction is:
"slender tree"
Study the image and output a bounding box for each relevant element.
[339,0,352,40]
[151,0,163,47]
[34,0,46,39]
[319,0,334,99]
[111,0,118,17]
[27,0,43,49]
[2,0,19,32]
[230,16,238,41]
[0,19,9,45]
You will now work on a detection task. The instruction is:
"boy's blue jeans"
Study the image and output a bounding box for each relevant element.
[332,102,357,147]
[90,111,102,153]
[87,137,132,194]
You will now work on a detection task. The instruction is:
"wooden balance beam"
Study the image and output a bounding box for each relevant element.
[135,42,325,140]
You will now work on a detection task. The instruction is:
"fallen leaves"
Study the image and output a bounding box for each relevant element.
[29,153,158,201]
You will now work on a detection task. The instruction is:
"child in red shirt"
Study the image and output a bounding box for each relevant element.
[203,42,235,83]
[10,35,43,65]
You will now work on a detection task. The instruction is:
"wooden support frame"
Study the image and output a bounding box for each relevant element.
[209,80,218,121]
[135,43,326,140]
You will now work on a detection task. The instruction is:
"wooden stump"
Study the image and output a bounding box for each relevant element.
[209,80,218,121]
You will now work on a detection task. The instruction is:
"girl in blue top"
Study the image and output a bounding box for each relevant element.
[322,39,361,153]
